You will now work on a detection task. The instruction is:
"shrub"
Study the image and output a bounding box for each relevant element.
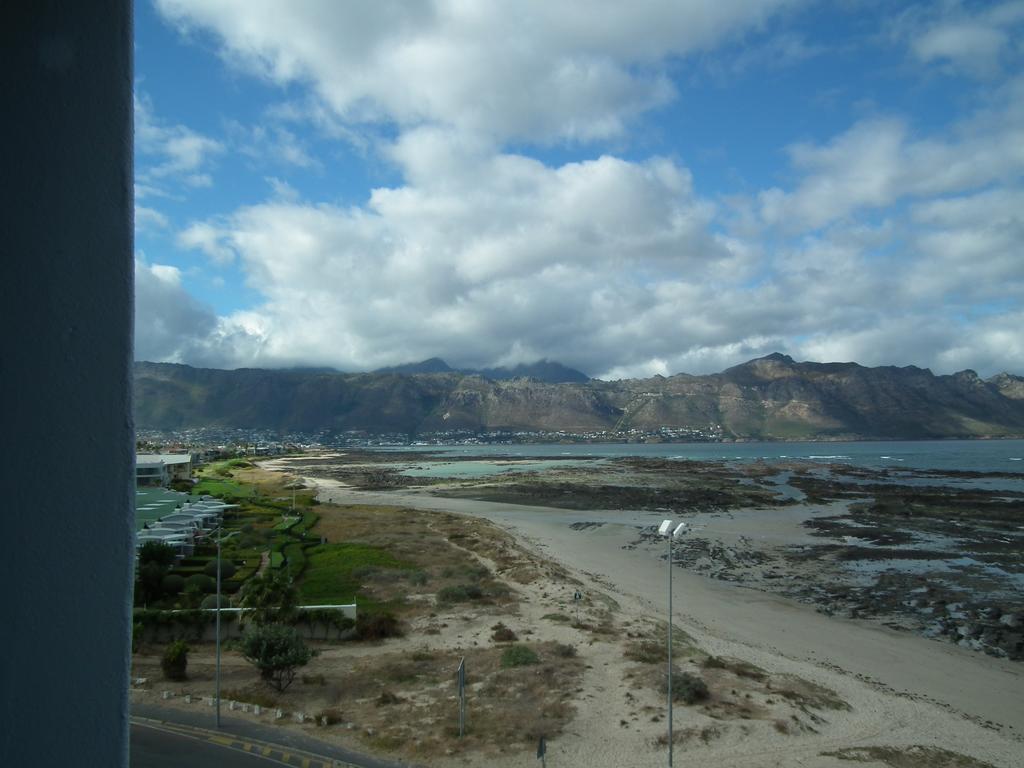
[355,612,402,640]
[316,707,344,725]
[553,643,577,658]
[238,571,299,626]
[161,640,189,681]
[161,574,185,596]
[501,645,539,668]
[138,541,177,568]
[200,594,231,610]
[491,622,518,642]
[241,624,313,692]
[624,640,667,664]
[376,690,403,707]
[282,542,308,577]
[437,584,484,603]
[185,574,216,594]
[664,671,709,704]
[204,559,237,579]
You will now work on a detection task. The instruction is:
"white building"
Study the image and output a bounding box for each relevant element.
[135,453,193,487]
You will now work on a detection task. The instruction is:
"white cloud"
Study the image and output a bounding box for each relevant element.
[155,0,802,143]
[759,76,1024,230]
[137,2,1024,379]
[159,119,1024,378]
[135,259,218,363]
[135,92,224,199]
[177,221,236,265]
[901,0,1024,78]
[175,149,755,373]
[228,122,321,170]
[135,205,169,232]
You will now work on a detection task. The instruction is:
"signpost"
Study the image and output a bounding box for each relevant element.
[457,657,466,738]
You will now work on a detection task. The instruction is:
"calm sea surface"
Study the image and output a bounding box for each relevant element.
[391,439,1024,474]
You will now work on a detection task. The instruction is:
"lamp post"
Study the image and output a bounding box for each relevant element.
[658,519,687,767]
[213,527,238,729]
[215,526,222,728]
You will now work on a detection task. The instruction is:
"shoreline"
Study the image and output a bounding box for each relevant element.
[301,473,1023,766]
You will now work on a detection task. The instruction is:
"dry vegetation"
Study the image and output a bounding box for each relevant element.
[821,746,997,768]
[133,461,858,765]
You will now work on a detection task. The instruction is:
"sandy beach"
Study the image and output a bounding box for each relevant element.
[300,474,1024,768]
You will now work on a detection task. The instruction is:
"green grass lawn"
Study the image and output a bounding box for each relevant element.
[298,543,410,604]
[192,478,256,498]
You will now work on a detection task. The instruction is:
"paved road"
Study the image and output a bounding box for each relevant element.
[132,721,282,767]
[130,704,411,768]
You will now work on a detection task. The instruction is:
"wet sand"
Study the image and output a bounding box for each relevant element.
[306,479,1023,766]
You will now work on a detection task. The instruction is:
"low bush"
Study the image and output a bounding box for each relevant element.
[491,622,518,642]
[376,690,403,707]
[542,613,572,623]
[161,640,189,681]
[501,645,539,668]
[437,583,484,603]
[200,594,230,610]
[355,612,402,640]
[185,574,216,594]
[664,671,709,704]
[624,640,667,664]
[161,574,185,596]
[315,707,344,725]
[282,542,308,577]
[204,559,237,579]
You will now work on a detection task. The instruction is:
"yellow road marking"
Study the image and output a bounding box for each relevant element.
[131,716,360,767]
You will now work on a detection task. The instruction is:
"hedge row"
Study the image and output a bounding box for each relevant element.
[282,541,310,577]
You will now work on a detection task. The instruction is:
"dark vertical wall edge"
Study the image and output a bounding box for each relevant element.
[1,1,134,765]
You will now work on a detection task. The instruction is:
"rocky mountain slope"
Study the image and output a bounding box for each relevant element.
[134,354,1024,439]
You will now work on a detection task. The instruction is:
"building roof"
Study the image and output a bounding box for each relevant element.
[136,453,192,466]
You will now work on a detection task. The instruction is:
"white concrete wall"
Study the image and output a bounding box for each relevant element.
[2,2,133,766]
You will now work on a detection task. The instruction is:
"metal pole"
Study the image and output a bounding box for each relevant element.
[215,528,222,729]
[667,532,673,767]
[457,657,465,738]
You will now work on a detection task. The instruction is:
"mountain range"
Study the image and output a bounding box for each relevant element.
[133,354,1024,440]
[373,357,589,383]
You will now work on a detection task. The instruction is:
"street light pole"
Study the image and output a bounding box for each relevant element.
[215,526,222,729]
[658,519,686,767]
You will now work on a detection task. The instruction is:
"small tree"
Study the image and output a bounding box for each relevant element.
[136,561,167,605]
[238,570,299,626]
[204,558,236,580]
[161,640,189,681]
[138,541,177,568]
[241,624,313,692]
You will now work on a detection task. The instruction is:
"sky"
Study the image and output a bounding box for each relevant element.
[134,0,1024,379]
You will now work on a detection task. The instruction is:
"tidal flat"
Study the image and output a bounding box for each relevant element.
[279,450,1024,661]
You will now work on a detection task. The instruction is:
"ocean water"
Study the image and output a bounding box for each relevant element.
[395,439,1024,474]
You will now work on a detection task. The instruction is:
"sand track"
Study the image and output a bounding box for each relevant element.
[298,475,1023,768]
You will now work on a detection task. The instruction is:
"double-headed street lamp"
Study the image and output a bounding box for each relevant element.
[658,518,687,767]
